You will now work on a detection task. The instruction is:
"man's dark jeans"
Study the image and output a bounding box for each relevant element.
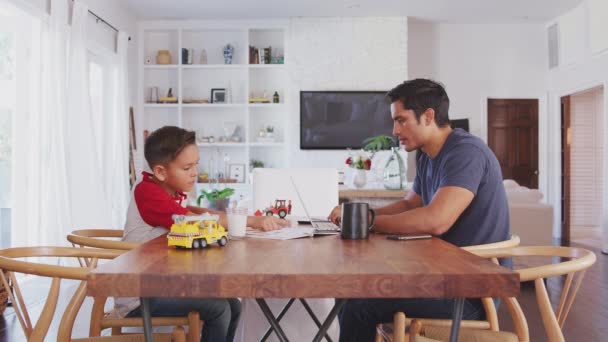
[338,298,484,342]
[127,297,241,342]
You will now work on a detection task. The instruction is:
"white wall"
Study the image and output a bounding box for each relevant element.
[408,19,550,199]
[287,17,408,169]
[544,0,608,246]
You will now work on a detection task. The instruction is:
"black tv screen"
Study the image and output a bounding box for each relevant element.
[300,91,392,149]
[450,119,469,132]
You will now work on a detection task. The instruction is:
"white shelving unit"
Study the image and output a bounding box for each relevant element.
[138,22,289,196]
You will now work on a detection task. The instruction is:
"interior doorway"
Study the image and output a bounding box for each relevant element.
[562,86,605,247]
[487,99,539,188]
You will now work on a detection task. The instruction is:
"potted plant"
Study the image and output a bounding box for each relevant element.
[265,125,275,138]
[362,135,397,153]
[250,159,265,169]
[197,188,235,211]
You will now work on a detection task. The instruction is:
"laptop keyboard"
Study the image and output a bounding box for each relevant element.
[313,221,340,231]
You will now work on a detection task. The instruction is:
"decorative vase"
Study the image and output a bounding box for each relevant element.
[156,50,171,65]
[383,147,406,190]
[223,44,234,64]
[200,49,208,64]
[209,198,231,212]
[352,169,367,189]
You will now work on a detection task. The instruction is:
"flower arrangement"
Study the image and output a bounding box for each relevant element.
[346,150,372,170]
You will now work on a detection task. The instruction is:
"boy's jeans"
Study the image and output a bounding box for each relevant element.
[127,297,241,342]
[338,298,484,342]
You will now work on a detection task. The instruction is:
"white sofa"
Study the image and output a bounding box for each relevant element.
[503,180,554,246]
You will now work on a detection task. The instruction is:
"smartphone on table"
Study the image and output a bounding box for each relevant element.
[386,234,432,241]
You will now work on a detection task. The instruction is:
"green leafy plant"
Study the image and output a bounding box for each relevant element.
[362,135,397,152]
[250,159,265,169]
[265,125,274,133]
[197,188,235,206]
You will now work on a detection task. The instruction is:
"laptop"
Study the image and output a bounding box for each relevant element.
[290,177,341,235]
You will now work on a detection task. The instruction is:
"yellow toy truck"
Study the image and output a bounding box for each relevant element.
[167,214,228,249]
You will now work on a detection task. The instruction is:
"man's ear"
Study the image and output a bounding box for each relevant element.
[152,164,167,182]
[422,108,435,126]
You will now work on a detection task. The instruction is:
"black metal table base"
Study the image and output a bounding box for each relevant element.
[256,298,346,342]
[141,297,153,342]
[449,298,465,342]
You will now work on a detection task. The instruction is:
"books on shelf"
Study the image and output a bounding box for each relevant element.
[249,46,282,64]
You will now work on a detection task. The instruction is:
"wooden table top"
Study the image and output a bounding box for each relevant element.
[87,235,519,299]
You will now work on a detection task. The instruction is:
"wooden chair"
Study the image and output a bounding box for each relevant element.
[0,246,186,342]
[376,235,521,342]
[396,246,596,342]
[67,230,201,341]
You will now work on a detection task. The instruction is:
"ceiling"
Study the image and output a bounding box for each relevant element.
[125,0,583,23]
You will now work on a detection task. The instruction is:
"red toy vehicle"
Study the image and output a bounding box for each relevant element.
[263,199,292,219]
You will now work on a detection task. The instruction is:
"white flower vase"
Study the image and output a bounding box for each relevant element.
[352,169,367,189]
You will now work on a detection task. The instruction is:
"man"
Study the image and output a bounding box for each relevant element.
[328,79,510,342]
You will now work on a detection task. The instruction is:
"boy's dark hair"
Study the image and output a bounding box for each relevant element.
[144,126,196,168]
[386,78,450,127]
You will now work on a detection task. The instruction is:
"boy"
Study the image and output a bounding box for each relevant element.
[115,126,289,342]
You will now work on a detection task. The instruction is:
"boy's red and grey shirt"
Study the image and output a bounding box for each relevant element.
[134,171,188,229]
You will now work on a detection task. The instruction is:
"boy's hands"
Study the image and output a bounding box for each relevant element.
[249,216,290,231]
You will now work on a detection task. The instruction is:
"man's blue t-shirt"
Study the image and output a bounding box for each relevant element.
[412,128,510,247]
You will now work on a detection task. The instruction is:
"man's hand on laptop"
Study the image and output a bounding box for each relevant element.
[249,216,291,231]
[328,205,342,225]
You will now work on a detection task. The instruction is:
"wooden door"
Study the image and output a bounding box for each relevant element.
[487,99,539,188]
[561,96,571,244]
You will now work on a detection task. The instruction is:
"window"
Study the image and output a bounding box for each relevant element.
[0,12,16,248]
[87,46,117,168]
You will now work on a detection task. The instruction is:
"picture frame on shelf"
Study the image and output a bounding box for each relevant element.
[211,88,227,103]
[229,164,246,183]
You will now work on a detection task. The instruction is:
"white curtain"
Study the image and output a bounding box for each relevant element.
[12,0,132,246]
[12,0,72,247]
[107,31,131,227]
[65,0,112,230]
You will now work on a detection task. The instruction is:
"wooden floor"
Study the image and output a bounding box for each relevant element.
[0,234,606,341]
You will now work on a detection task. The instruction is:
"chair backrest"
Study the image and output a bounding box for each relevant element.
[252,168,338,217]
[474,246,596,342]
[463,234,521,252]
[68,229,139,251]
[0,247,122,342]
[461,234,521,331]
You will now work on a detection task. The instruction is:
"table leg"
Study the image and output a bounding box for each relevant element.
[140,297,153,342]
[256,298,290,342]
[300,299,333,342]
[311,299,347,342]
[449,298,465,342]
[261,298,296,342]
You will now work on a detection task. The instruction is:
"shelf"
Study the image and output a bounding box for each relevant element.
[196,143,246,147]
[248,64,286,69]
[144,103,179,108]
[183,104,246,108]
[141,24,288,172]
[143,64,179,69]
[182,64,247,69]
[248,103,285,108]
[249,142,284,147]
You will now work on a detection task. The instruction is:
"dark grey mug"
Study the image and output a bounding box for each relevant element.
[341,202,375,240]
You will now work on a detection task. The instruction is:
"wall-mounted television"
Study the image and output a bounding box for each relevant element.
[450,119,469,132]
[300,91,392,150]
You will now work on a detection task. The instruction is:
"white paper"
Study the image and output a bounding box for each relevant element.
[246,227,315,240]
